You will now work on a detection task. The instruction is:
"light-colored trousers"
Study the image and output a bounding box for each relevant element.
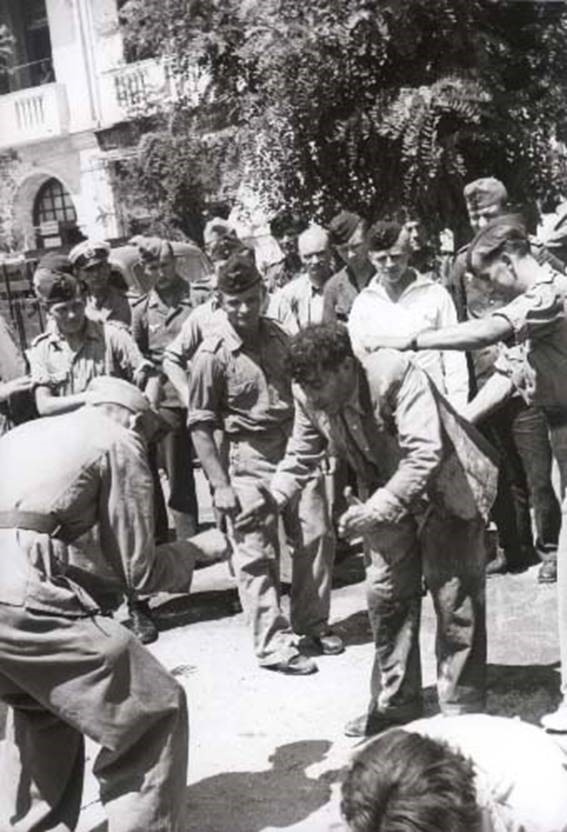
[0,607,188,832]
[229,432,336,665]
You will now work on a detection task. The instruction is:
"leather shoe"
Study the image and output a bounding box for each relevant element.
[311,632,345,655]
[264,654,318,675]
[538,559,557,584]
[127,599,158,645]
[344,711,409,738]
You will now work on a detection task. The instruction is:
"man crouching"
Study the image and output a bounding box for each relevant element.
[237,324,497,737]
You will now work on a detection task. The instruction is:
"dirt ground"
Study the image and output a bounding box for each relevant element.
[69,551,564,832]
[1,472,565,830]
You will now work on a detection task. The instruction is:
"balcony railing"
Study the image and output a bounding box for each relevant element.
[0,82,70,149]
[98,58,207,125]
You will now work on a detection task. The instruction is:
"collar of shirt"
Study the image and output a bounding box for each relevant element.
[215,315,280,354]
[48,318,103,347]
[365,269,432,301]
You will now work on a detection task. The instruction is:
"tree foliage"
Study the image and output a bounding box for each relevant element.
[119,0,567,234]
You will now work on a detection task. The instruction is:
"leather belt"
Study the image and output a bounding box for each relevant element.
[0,510,64,538]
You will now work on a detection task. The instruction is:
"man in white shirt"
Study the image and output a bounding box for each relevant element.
[341,714,567,832]
[268,225,334,333]
[348,221,469,412]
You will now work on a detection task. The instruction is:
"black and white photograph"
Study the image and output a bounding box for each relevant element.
[1,1,567,830]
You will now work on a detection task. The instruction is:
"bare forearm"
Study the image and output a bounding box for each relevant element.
[461,373,514,424]
[163,357,189,406]
[416,316,513,351]
[35,388,87,416]
[191,424,230,489]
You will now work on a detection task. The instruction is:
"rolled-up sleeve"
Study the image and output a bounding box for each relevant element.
[492,283,564,343]
[187,348,224,428]
[106,325,151,380]
[271,395,328,506]
[165,314,202,367]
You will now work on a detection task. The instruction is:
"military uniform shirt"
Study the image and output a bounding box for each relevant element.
[492,268,567,410]
[131,282,193,407]
[28,319,146,395]
[188,317,294,436]
[322,264,375,323]
[85,285,132,328]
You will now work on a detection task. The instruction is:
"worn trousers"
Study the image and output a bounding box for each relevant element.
[0,607,188,832]
[364,508,486,720]
[229,432,335,665]
[484,399,560,567]
[150,407,198,543]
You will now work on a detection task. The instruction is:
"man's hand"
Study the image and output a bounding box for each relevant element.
[338,504,378,538]
[338,487,378,538]
[364,333,416,352]
[213,485,241,520]
[0,376,35,404]
[234,486,279,533]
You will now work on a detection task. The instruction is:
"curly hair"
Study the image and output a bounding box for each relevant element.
[286,324,354,384]
[341,728,481,832]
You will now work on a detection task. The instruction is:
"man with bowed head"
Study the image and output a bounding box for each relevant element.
[0,375,229,832]
[237,323,496,737]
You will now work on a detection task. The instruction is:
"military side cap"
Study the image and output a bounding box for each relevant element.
[69,239,110,269]
[463,178,508,212]
[466,213,528,274]
[86,376,150,413]
[217,252,261,294]
[134,236,174,264]
[203,217,235,247]
[329,210,363,245]
[33,266,85,304]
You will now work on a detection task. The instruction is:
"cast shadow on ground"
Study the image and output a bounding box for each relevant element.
[422,662,562,724]
[89,740,344,832]
[184,739,343,832]
[150,588,242,632]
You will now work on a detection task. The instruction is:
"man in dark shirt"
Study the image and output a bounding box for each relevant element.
[322,211,376,323]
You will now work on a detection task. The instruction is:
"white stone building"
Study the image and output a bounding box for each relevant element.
[0,0,183,253]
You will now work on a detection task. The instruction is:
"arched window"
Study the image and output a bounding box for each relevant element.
[33,178,77,225]
[33,178,77,249]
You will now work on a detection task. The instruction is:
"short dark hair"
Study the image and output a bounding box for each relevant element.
[287,324,354,384]
[341,728,481,832]
[270,211,309,240]
[367,220,404,252]
[467,214,530,275]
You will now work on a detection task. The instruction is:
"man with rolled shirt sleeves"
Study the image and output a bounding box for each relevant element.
[322,211,376,323]
[188,252,341,674]
[69,239,132,328]
[131,237,199,541]
[449,179,560,579]
[0,376,228,832]
[236,324,496,737]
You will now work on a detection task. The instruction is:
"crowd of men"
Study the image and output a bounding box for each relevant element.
[0,175,567,830]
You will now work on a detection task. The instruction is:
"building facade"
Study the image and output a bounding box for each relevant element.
[0,0,182,253]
